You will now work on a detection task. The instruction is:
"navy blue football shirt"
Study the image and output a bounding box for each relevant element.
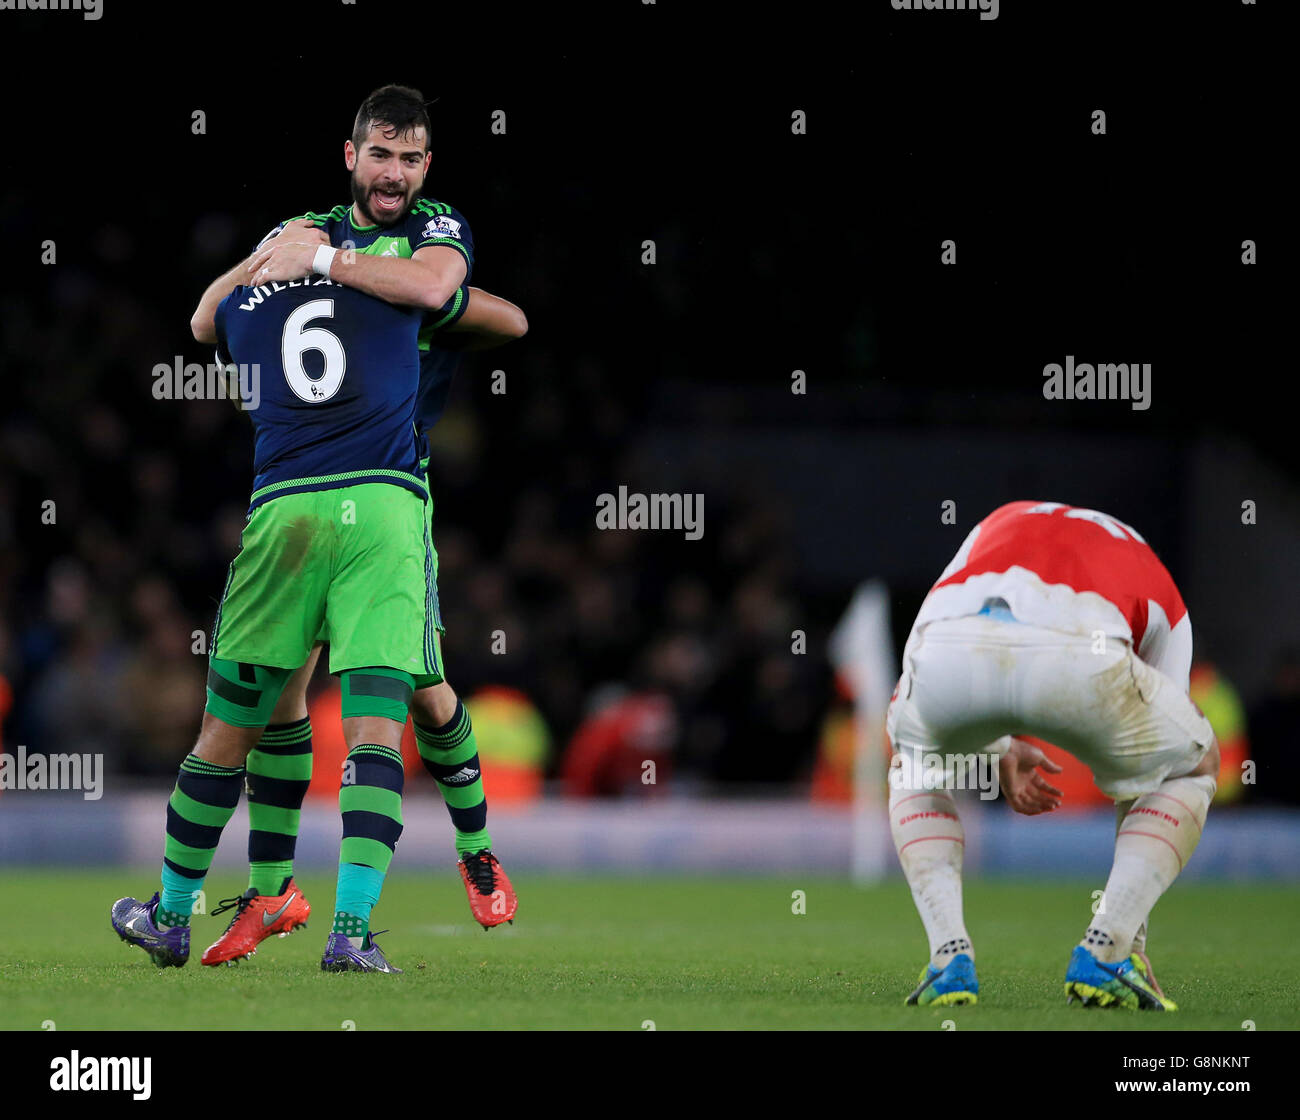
[260,198,475,438]
[215,274,427,511]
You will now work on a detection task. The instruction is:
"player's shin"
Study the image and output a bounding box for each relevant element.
[414,698,491,854]
[160,755,245,926]
[1083,773,1216,962]
[246,717,313,895]
[888,754,972,966]
[334,743,405,946]
[1112,797,1152,959]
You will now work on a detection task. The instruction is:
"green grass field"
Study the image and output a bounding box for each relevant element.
[1,872,1296,1030]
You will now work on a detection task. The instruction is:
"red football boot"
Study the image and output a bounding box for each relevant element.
[201,879,311,966]
[458,850,517,929]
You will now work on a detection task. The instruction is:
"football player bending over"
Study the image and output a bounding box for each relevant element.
[888,501,1219,1010]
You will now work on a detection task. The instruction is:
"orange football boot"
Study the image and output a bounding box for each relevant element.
[458,850,517,929]
[201,879,311,966]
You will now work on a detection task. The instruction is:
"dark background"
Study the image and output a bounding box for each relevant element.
[0,1,1293,794]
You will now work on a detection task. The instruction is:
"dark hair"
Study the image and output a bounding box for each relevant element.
[352,85,432,151]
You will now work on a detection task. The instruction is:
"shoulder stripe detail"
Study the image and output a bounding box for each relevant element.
[283,207,345,225]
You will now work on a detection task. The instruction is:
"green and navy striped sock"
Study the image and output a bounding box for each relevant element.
[414,701,492,855]
[246,717,313,896]
[159,754,244,925]
[334,744,404,946]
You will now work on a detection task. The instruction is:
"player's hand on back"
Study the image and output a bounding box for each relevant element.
[276,218,329,243]
[248,220,328,285]
[998,737,1065,815]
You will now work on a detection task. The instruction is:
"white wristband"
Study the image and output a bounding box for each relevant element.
[312,245,337,277]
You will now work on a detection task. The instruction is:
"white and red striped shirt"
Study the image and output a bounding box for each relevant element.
[912,501,1192,689]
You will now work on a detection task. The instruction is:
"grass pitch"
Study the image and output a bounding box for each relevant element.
[0,872,1295,1030]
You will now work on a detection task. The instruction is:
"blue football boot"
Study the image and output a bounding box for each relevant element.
[111,892,190,968]
[906,952,978,1006]
[1064,945,1176,1010]
[321,930,402,974]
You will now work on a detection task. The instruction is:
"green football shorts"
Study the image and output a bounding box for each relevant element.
[212,482,437,678]
[413,456,445,688]
[411,457,444,689]
[311,459,446,687]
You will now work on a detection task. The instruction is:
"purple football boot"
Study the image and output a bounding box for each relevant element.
[320,930,402,973]
[111,892,190,967]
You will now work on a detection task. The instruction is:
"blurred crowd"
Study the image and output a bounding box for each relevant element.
[0,216,835,791]
[2,214,1296,806]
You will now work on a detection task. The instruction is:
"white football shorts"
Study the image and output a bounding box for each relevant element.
[886,613,1214,800]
